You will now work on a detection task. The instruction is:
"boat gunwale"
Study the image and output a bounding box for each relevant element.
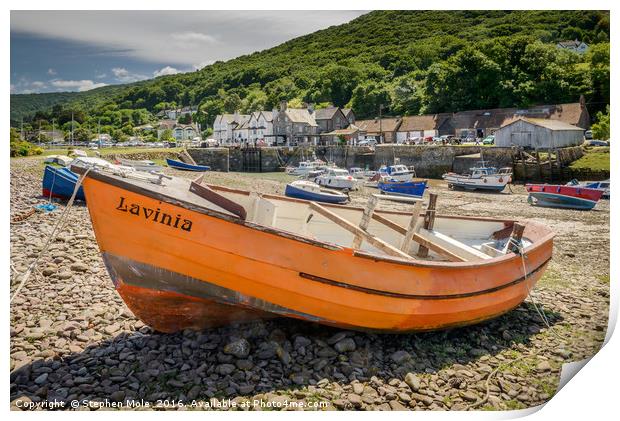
[74,167,555,270]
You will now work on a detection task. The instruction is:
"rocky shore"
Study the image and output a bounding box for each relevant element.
[10,156,609,411]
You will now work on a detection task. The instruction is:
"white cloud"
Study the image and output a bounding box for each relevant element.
[153,66,180,77]
[10,11,365,66]
[111,67,148,83]
[171,32,217,44]
[31,81,46,88]
[47,68,56,75]
[50,79,107,92]
[95,72,107,79]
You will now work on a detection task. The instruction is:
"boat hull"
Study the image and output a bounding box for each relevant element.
[526,184,603,210]
[78,172,554,333]
[378,180,427,197]
[166,158,210,172]
[42,165,85,201]
[284,184,348,204]
[443,174,510,192]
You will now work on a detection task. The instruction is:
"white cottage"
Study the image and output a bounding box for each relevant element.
[248,111,274,145]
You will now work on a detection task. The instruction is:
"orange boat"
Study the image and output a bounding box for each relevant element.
[72,165,554,333]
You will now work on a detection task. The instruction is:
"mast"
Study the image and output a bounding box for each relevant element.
[71,112,74,145]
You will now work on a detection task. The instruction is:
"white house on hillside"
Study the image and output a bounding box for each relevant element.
[213,113,250,145]
[248,111,274,145]
[557,39,588,54]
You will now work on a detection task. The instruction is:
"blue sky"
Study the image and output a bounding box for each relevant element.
[10,10,365,94]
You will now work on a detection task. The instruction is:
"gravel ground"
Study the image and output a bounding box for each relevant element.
[10,156,609,411]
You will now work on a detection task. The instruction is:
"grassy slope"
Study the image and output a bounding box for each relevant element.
[10,10,608,121]
[569,147,610,172]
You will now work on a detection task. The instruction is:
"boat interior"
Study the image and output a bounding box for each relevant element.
[82,167,532,264]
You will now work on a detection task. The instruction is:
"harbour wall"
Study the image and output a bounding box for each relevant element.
[185,145,583,179]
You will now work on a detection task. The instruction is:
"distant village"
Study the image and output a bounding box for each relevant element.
[210,95,590,150]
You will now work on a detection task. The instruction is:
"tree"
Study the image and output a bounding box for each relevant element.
[591,105,610,140]
[73,126,91,143]
[160,129,174,142]
[350,82,391,118]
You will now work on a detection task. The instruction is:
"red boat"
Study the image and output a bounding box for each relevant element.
[526,184,604,210]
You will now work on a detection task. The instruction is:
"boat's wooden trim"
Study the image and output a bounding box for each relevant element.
[189,181,247,220]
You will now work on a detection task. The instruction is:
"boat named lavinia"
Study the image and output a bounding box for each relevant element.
[71,164,554,334]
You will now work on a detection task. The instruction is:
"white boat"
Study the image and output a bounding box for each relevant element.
[44,155,73,166]
[315,168,357,190]
[378,164,415,182]
[117,157,163,172]
[349,167,366,179]
[286,160,321,176]
[71,149,88,157]
[443,163,512,192]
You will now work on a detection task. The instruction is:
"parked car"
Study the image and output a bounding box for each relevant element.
[357,139,376,147]
[585,130,593,140]
[587,140,609,146]
[482,135,495,145]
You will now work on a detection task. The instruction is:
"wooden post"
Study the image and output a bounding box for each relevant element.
[556,148,563,181]
[548,149,553,183]
[417,193,438,258]
[352,195,379,249]
[535,150,542,181]
[505,223,526,254]
[400,200,424,253]
[520,150,526,184]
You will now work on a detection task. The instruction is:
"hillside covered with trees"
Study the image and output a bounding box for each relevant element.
[11,10,610,139]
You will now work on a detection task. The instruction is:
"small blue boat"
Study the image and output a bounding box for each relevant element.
[285,180,349,204]
[166,158,210,172]
[378,179,427,197]
[42,165,86,201]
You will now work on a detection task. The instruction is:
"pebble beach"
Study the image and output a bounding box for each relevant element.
[10,156,610,411]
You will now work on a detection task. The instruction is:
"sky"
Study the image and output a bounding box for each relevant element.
[10,10,365,95]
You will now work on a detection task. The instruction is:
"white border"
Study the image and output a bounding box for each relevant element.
[3,1,617,420]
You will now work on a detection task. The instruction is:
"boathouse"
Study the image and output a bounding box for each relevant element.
[494,117,585,149]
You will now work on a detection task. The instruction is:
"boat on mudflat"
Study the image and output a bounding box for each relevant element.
[378,179,428,198]
[117,157,163,172]
[42,165,85,201]
[285,180,349,204]
[443,163,513,192]
[526,184,604,210]
[72,164,554,334]
[566,179,610,199]
[166,158,210,172]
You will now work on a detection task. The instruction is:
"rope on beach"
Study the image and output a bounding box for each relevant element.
[10,168,91,303]
[465,239,566,410]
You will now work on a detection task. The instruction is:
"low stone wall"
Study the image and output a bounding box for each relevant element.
[186,148,229,172]
[375,145,483,178]
[105,150,180,161]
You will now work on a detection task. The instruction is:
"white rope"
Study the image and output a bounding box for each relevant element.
[10,168,91,303]
[511,238,566,341]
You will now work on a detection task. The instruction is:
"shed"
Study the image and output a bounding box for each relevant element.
[495,117,584,149]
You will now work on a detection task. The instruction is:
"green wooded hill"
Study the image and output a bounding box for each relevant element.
[11,10,610,128]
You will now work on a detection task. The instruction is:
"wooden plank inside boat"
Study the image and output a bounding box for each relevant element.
[418,193,438,258]
[308,201,414,260]
[370,213,467,262]
[400,200,424,253]
[352,195,379,249]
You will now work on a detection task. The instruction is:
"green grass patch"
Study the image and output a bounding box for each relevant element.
[569,147,610,172]
[597,274,610,284]
[538,268,570,289]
